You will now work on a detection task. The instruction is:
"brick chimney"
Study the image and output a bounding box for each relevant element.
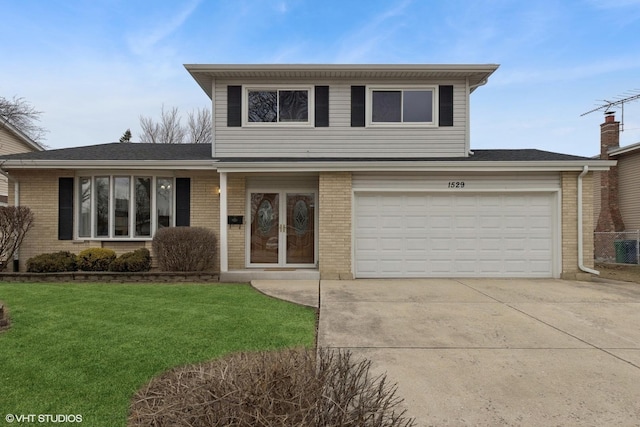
[595,112,625,232]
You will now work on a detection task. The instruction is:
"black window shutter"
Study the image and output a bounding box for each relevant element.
[58,177,74,240]
[175,178,191,227]
[227,85,242,127]
[439,85,454,127]
[351,86,366,127]
[315,86,329,127]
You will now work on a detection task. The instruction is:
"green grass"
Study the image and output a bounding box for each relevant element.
[0,283,316,426]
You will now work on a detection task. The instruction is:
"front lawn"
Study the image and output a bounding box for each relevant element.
[0,283,316,426]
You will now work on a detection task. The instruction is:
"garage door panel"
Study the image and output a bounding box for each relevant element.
[406,216,428,229]
[354,193,554,278]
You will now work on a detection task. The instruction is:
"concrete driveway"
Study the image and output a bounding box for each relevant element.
[316,278,640,426]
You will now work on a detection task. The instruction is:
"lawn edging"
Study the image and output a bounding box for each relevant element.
[0,271,220,283]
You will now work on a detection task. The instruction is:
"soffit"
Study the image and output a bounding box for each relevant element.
[185,64,500,98]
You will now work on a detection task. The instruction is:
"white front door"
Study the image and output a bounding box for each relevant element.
[248,192,316,267]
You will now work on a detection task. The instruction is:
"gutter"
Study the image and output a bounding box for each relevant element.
[0,160,217,170]
[577,165,599,276]
[214,160,616,173]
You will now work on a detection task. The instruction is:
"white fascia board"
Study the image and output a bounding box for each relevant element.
[0,160,217,170]
[215,160,616,173]
[609,141,640,157]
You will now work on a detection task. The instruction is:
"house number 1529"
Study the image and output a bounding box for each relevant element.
[447,181,465,188]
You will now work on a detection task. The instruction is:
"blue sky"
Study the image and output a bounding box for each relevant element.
[2,0,639,156]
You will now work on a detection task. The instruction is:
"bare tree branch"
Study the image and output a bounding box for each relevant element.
[0,206,35,271]
[138,105,211,144]
[187,108,212,144]
[139,115,160,144]
[159,106,185,144]
[0,96,48,143]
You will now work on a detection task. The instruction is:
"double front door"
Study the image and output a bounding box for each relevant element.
[249,192,316,267]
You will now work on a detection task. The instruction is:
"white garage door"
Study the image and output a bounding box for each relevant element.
[354,193,555,278]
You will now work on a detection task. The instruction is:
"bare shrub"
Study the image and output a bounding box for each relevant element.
[0,206,35,271]
[152,227,216,271]
[0,302,10,332]
[128,348,415,427]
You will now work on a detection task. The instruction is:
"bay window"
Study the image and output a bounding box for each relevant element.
[77,175,175,239]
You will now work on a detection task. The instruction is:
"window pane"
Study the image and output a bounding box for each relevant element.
[79,177,91,238]
[135,177,151,237]
[403,90,433,122]
[248,91,277,122]
[372,91,401,122]
[114,177,130,236]
[95,177,109,237]
[279,90,308,122]
[157,177,173,229]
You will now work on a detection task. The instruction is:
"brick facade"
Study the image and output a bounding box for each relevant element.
[226,174,246,270]
[9,170,92,271]
[7,167,598,280]
[595,115,625,232]
[318,172,353,279]
[8,170,220,272]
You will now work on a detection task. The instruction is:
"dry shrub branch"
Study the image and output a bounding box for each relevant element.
[152,227,216,271]
[129,348,415,427]
[0,206,35,271]
[0,302,9,332]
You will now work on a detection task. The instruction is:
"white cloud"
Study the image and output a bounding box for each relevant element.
[333,0,414,63]
[127,0,203,56]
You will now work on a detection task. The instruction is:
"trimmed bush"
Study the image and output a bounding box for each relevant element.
[152,227,217,272]
[77,248,116,271]
[129,348,415,427]
[110,248,151,272]
[26,251,77,273]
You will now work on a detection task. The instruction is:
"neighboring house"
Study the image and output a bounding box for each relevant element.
[0,120,45,205]
[593,113,640,231]
[0,64,614,280]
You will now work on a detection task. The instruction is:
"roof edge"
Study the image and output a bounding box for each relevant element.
[0,160,216,170]
[214,159,615,173]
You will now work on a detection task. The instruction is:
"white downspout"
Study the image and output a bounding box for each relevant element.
[577,165,599,276]
[219,172,228,273]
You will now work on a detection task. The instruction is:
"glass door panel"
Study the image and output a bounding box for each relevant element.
[250,193,279,264]
[286,193,315,264]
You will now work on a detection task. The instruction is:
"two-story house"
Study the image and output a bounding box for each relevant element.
[0,64,613,280]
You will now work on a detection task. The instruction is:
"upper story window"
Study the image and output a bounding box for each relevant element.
[244,86,314,126]
[367,86,437,126]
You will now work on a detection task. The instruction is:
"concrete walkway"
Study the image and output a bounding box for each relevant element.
[252,278,640,426]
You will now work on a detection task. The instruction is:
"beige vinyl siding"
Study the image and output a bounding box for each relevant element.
[618,151,640,230]
[213,78,468,158]
[0,126,41,203]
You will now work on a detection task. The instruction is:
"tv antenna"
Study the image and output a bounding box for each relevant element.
[581,89,640,132]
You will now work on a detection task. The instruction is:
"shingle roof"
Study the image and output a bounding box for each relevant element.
[0,143,593,163]
[0,142,212,161]
[213,149,592,163]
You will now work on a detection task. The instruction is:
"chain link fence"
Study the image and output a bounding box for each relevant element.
[594,231,640,264]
